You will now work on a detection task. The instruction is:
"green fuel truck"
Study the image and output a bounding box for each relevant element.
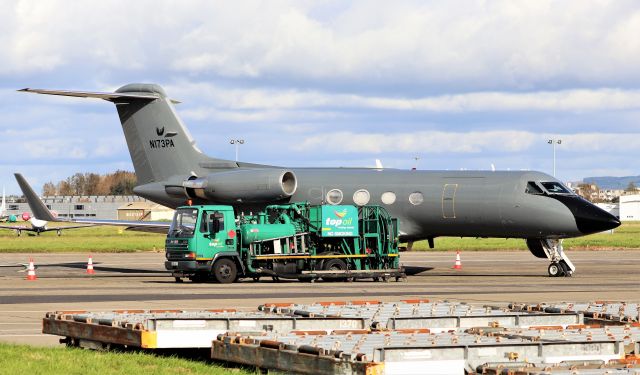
[164,202,404,283]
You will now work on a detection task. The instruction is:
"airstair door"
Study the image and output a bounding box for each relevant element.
[442,184,458,219]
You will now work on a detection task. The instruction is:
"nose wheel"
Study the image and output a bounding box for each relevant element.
[542,239,574,277]
[548,260,572,277]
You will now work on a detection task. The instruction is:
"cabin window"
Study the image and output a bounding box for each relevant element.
[541,182,572,194]
[525,181,544,195]
[326,189,343,205]
[353,189,370,206]
[381,192,396,205]
[409,192,424,205]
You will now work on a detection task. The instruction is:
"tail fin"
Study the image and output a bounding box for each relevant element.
[14,173,57,221]
[19,84,238,184]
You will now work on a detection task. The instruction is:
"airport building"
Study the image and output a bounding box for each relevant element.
[117,202,175,221]
[5,195,174,221]
[619,194,640,221]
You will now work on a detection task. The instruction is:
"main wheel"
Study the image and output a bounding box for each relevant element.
[548,262,564,277]
[212,258,237,284]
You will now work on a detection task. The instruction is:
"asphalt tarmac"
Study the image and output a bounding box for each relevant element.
[1,250,638,346]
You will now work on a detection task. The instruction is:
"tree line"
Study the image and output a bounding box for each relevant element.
[42,171,137,196]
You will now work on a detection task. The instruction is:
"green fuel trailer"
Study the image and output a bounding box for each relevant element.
[164,202,405,283]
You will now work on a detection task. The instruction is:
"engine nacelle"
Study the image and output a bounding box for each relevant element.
[182,169,297,203]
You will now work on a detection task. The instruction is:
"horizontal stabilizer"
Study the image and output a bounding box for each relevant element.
[18,88,159,102]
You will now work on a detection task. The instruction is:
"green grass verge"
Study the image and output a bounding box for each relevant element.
[0,343,252,375]
[2,221,638,253]
[0,224,165,253]
[406,222,640,251]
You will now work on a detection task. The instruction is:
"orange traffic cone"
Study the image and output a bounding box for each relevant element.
[26,258,37,280]
[86,255,95,274]
[452,251,462,270]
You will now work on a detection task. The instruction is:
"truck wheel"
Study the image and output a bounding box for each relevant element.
[212,258,237,284]
[323,259,347,271]
[323,259,348,282]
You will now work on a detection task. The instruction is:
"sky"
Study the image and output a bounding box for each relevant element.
[1,0,639,194]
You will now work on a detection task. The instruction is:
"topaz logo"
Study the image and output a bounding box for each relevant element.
[156,126,165,136]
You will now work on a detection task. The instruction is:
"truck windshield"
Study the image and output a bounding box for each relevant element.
[169,208,198,238]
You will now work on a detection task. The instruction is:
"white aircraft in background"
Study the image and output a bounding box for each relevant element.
[0,187,8,221]
[0,192,93,236]
[0,211,93,236]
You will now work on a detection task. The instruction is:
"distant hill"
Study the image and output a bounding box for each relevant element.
[583,175,640,190]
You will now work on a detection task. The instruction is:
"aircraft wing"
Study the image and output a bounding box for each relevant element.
[0,224,31,231]
[41,224,96,232]
[14,173,172,234]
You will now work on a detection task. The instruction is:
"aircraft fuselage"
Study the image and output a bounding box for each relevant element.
[134,168,618,242]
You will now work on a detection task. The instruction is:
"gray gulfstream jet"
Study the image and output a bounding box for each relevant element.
[20,83,620,277]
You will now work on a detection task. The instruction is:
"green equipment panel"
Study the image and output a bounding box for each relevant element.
[321,205,358,237]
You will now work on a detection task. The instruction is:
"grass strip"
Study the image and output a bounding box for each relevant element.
[2,222,638,253]
[0,343,252,375]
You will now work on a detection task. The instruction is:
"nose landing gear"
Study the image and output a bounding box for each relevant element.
[548,260,571,277]
[542,239,574,277]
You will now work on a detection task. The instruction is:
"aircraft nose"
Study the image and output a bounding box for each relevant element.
[557,195,621,234]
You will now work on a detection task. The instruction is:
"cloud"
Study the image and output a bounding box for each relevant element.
[2,1,640,92]
[20,138,88,159]
[171,82,640,113]
[294,131,640,155]
[1,1,639,192]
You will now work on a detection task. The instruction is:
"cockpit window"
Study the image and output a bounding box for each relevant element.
[541,182,572,194]
[525,181,544,195]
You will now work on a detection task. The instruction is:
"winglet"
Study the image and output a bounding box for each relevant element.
[14,173,57,221]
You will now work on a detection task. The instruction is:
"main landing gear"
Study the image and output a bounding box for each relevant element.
[541,239,575,277]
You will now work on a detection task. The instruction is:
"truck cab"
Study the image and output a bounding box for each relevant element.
[165,205,240,283]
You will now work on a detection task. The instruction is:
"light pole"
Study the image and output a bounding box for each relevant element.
[229,139,245,161]
[412,156,420,171]
[547,139,562,177]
